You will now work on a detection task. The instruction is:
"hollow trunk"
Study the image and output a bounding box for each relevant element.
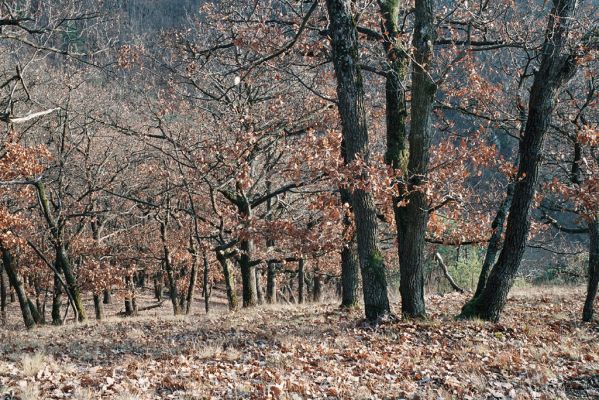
[473,183,514,298]
[216,251,238,310]
[93,293,104,321]
[460,0,578,322]
[266,261,277,304]
[340,188,359,309]
[325,0,391,321]
[239,238,257,307]
[298,259,305,304]
[1,247,36,329]
[583,220,599,322]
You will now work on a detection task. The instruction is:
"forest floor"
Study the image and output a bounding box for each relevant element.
[0,287,598,400]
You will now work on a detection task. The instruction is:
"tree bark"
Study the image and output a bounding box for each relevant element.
[103,288,112,304]
[185,242,199,315]
[256,268,264,305]
[56,247,85,322]
[93,293,104,320]
[216,250,238,310]
[460,0,578,321]
[313,271,323,302]
[203,253,211,314]
[583,220,599,322]
[266,261,277,304]
[473,183,514,298]
[1,247,36,329]
[325,0,391,321]
[239,238,258,307]
[0,265,6,323]
[159,217,181,315]
[340,188,359,309]
[298,258,305,304]
[51,272,63,325]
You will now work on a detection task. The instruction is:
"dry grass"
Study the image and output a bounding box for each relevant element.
[0,286,596,399]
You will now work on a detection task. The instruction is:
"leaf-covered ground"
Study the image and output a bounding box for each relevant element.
[0,287,598,399]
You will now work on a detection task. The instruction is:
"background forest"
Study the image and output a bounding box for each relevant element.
[0,0,598,399]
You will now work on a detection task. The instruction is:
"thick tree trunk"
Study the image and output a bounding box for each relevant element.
[56,248,86,322]
[1,247,36,329]
[325,0,391,321]
[298,259,305,304]
[583,220,599,322]
[473,183,514,298]
[397,0,436,319]
[103,288,112,304]
[340,188,359,309]
[93,293,104,320]
[460,0,578,322]
[0,266,6,323]
[124,275,138,316]
[266,261,277,304]
[52,272,63,325]
[216,251,238,310]
[239,238,258,307]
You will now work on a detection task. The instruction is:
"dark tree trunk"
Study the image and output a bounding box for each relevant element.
[1,247,36,329]
[56,248,86,322]
[216,250,238,310]
[185,243,199,315]
[93,293,104,320]
[397,0,436,319]
[153,275,163,301]
[460,0,578,322]
[266,261,277,304]
[298,258,305,304]
[340,188,359,309]
[583,220,599,322]
[203,253,211,314]
[124,275,138,316]
[239,238,258,307]
[325,0,391,321]
[51,273,63,325]
[473,183,514,298]
[0,266,6,323]
[103,288,111,304]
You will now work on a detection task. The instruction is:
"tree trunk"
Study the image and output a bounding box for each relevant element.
[185,243,199,315]
[473,183,514,298]
[153,275,163,301]
[1,247,36,329]
[0,266,6,323]
[325,0,391,321]
[51,273,63,325]
[103,288,112,304]
[313,272,323,302]
[56,247,86,322]
[583,220,599,322]
[160,218,181,315]
[434,252,464,293]
[340,188,360,309]
[239,238,258,307]
[298,258,305,304]
[256,268,264,305]
[93,293,104,321]
[460,0,578,322]
[203,253,211,314]
[124,275,138,317]
[397,0,436,319]
[216,250,238,310]
[266,261,277,304]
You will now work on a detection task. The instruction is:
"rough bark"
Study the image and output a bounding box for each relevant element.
[216,250,238,310]
[56,247,85,322]
[460,0,578,322]
[473,183,514,299]
[51,272,63,325]
[0,265,6,323]
[256,268,264,305]
[239,238,258,307]
[1,247,36,329]
[103,288,112,304]
[583,220,599,322]
[339,188,359,309]
[203,253,211,314]
[397,0,437,319]
[325,0,391,321]
[313,271,323,302]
